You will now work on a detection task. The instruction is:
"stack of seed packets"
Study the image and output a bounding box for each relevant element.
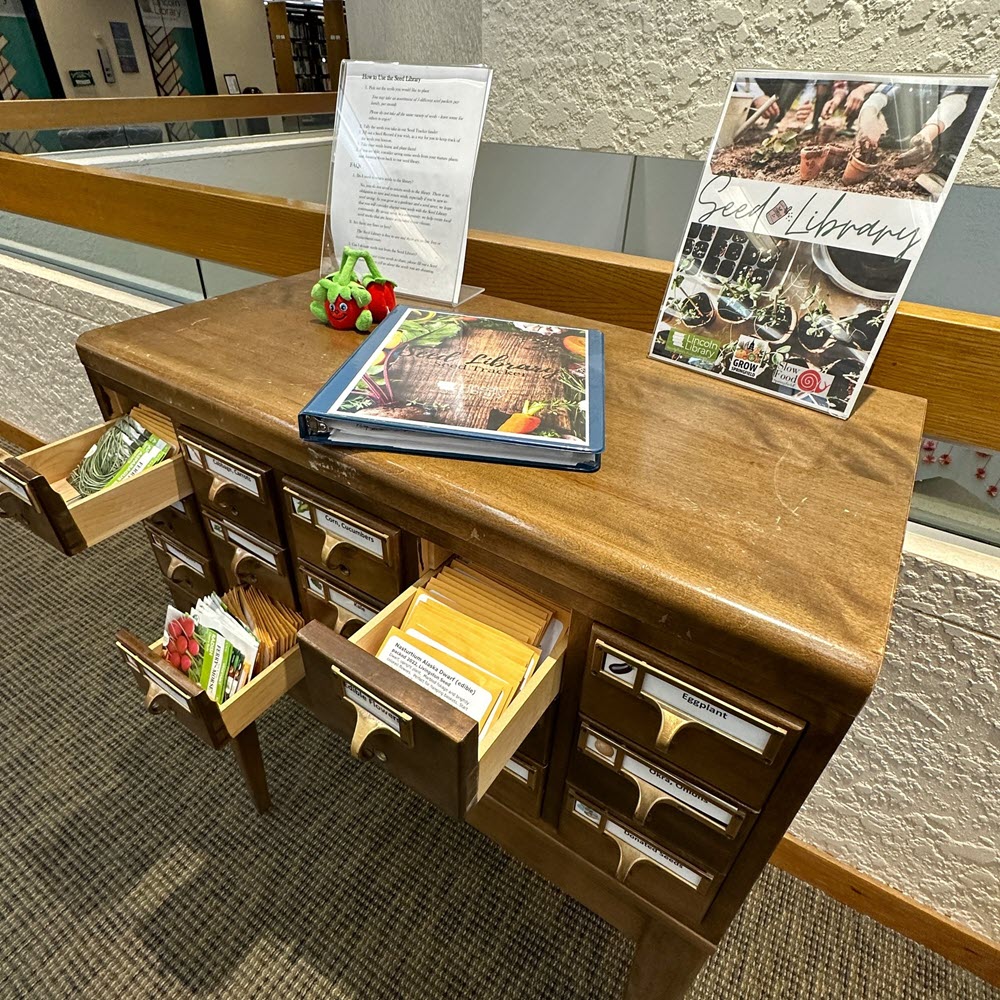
[161,586,303,705]
[375,562,558,741]
[69,408,173,498]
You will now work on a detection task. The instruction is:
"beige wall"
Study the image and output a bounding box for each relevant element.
[35,0,156,98]
[202,0,277,94]
[345,0,999,186]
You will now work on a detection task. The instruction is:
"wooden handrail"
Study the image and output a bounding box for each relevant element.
[0,93,335,131]
[0,151,996,449]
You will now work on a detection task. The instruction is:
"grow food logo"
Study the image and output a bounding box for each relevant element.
[774,363,833,398]
[727,336,768,379]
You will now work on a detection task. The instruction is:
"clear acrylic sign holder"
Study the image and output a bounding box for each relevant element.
[320,60,492,308]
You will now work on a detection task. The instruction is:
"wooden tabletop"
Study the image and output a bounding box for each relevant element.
[78,274,926,715]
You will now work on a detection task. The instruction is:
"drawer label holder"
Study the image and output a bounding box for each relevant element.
[331,665,414,757]
[287,488,387,560]
[581,726,744,835]
[569,792,712,892]
[596,641,784,760]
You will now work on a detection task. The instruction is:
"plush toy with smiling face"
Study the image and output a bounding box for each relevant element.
[310,247,397,333]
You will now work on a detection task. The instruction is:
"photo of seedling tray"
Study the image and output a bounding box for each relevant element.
[682,224,781,287]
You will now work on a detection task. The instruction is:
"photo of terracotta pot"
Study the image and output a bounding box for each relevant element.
[799,145,828,182]
[842,152,876,185]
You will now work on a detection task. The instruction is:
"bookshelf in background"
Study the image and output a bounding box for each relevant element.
[267,1,347,94]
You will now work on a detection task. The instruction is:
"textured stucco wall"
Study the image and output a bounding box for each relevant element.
[475,1,1000,185]
[793,537,1000,939]
[345,0,482,66]
[0,255,164,440]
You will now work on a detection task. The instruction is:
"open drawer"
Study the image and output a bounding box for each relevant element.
[0,411,192,556]
[298,567,571,819]
[115,630,304,750]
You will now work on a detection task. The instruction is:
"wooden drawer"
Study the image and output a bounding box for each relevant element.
[580,626,803,809]
[486,754,546,818]
[0,414,191,555]
[202,512,296,608]
[115,630,303,750]
[146,496,208,554]
[517,703,557,766]
[569,719,755,874]
[298,560,385,637]
[146,524,217,599]
[282,477,402,604]
[298,567,570,819]
[178,429,282,544]
[559,788,720,925]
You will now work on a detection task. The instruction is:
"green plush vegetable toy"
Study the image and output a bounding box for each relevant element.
[310,247,397,333]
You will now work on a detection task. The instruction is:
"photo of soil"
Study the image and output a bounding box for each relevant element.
[650,223,908,414]
[710,76,990,202]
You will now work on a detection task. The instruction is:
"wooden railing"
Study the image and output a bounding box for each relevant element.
[0,150,996,450]
[0,93,335,131]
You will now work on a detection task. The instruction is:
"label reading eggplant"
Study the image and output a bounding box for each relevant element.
[0,466,32,506]
[605,820,704,888]
[204,454,260,497]
[641,673,772,753]
[344,679,402,735]
[316,508,385,559]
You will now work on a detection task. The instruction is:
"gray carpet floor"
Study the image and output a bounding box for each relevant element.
[0,495,995,999]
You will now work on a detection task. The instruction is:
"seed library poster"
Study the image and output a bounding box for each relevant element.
[649,70,995,417]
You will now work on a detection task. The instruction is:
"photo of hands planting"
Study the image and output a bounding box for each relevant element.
[651,224,902,414]
[711,76,988,200]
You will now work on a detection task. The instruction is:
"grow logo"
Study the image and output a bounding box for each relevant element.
[726,335,768,379]
[774,363,833,398]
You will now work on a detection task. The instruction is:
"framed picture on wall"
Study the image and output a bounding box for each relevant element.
[224,73,240,95]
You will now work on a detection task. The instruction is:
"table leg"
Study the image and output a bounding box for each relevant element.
[624,920,709,1000]
[232,722,271,813]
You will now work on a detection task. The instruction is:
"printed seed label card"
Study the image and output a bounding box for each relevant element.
[649,70,995,417]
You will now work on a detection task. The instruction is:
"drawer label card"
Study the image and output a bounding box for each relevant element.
[606,820,704,888]
[619,751,736,828]
[316,509,385,559]
[204,454,260,497]
[641,673,772,754]
[184,444,204,466]
[0,465,32,506]
[344,679,403,735]
[169,499,187,514]
[504,758,531,783]
[226,526,279,570]
[327,584,378,622]
[601,649,638,686]
[165,541,204,575]
[305,574,326,596]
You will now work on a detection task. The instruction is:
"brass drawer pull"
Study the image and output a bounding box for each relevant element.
[321,531,353,566]
[207,476,230,505]
[165,555,187,583]
[349,704,397,759]
[144,681,173,715]
[330,665,414,758]
[230,547,256,580]
[615,840,646,882]
[652,703,696,754]
[630,775,669,824]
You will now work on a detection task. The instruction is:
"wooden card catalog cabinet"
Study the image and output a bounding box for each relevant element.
[70,270,926,1000]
